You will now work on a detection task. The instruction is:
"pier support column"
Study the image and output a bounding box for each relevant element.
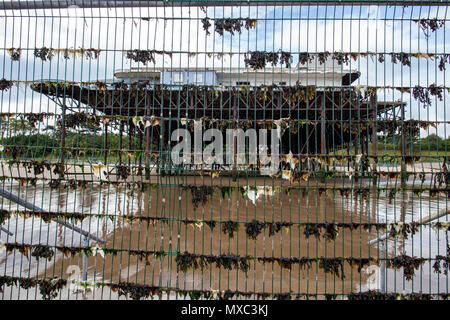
[103,120,108,164]
[370,93,378,185]
[400,104,408,220]
[160,118,167,173]
[320,92,326,156]
[118,121,124,165]
[370,93,377,157]
[401,104,407,188]
[144,103,151,179]
[60,98,66,179]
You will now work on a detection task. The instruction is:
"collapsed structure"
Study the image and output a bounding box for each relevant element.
[30,59,405,168]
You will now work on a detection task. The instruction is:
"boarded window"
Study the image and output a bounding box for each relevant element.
[193,73,203,83]
[173,72,184,83]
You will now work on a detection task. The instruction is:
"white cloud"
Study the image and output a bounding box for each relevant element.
[0,4,448,136]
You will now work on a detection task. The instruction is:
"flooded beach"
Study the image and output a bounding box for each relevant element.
[0,171,449,300]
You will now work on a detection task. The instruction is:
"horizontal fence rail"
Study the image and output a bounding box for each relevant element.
[0,0,449,300]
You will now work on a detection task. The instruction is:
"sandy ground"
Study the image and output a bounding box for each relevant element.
[0,160,449,300]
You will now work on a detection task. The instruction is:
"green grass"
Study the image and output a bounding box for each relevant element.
[0,132,157,163]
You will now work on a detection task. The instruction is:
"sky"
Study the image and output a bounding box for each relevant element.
[0,3,448,137]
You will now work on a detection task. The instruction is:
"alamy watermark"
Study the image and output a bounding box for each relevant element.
[170,123,282,175]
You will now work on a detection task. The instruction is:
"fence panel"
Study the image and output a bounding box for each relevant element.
[0,0,449,300]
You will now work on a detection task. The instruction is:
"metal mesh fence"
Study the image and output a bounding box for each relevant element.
[0,0,449,300]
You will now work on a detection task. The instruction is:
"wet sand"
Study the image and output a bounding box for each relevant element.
[0,166,449,299]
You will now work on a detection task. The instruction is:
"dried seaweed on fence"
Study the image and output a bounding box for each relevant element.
[2,274,450,301]
[1,275,253,300]
[303,223,340,241]
[3,146,22,160]
[183,185,213,209]
[7,48,21,61]
[0,209,9,225]
[244,18,257,30]
[221,220,239,238]
[347,290,434,300]
[432,221,450,232]
[23,113,46,128]
[414,19,446,38]
[219,186,234,198]
[391,53,411,66]
[7,173,444,190]
[439,54,450,71]
[0,78,13,91]
[258,257,313,271]
[115,164,130,180]
[34,47,55,61]
[3,243,450,286]
[4,209,85,224]
[245,220,266,240]
[113,282,160,300]
[31,246,54,261]
[319,258,345,279]
[298,52,313,65]
[213,254,250,272]
[413,84,444,107]
[244,51,272,69]
[388,222,419,239]
[214,18,242,36]
[404,155,421,166]
[0,276,341,300]
[48,179,61,189]
[433,158,450,196]
[24,79,450,107]
[23,160,51,176]
[280,51,293,68]
[203,220,216,231]
[7,208,437,241]
[304,223,322,239]
[37,278,66,300]
[345,258,373,273]
[323,223,340,240]
[5,243,90,260]
[175,252,250,272]
[277,258,294,270]
[77,48,101,59]
[61,112,100,129]
[317,51,331,64]
[433,254,450,275]
[201,17,212,35]
[201,18,257,36]
[333,52,350,65]
[244,51,293,69]
[126,50,156,64]
[59,48,101,59]
[386,254,426,280]
[267,222,293,236]
[298,51,450,70]
[51,163,65,177]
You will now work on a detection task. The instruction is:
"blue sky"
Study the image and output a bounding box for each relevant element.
[0,4,448,137]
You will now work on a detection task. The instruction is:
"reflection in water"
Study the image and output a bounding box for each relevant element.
[0,178,449,300]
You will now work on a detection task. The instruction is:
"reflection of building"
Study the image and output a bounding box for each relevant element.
[31,62,405,157]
